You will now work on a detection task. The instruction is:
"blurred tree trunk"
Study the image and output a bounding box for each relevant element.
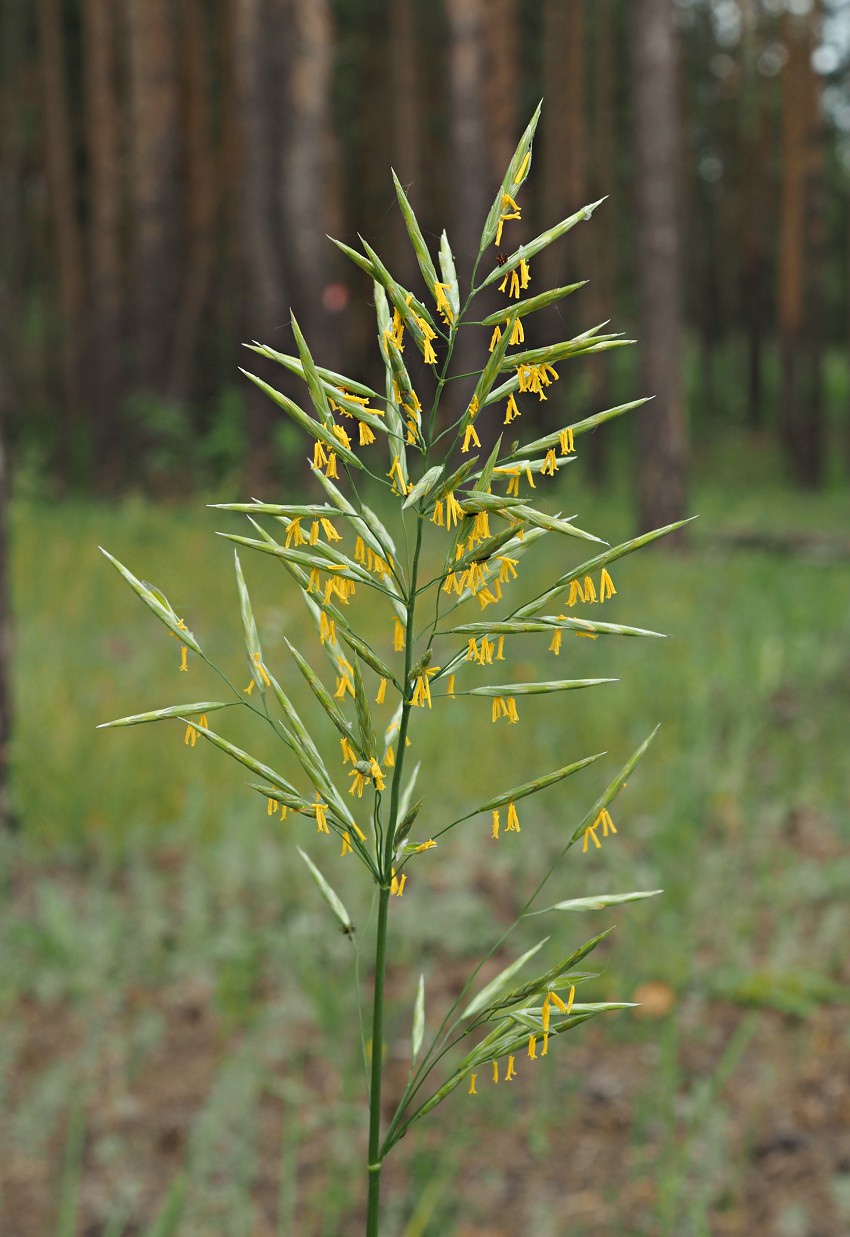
[740,98,772,429]
[388,0,422,289]
[541,0,586,291]
[446,0,490,411]
[284,0,336,365]
[83,0,124,481]
[0,0,28,390]
[167,0,216,407]
[585,0,616,483]
[632,0,688,535]
[777,8,825,488]
[229,0,287,485]
[126,0,181,394]
[483,0,519,185]
[36,0,88,475]
[0,299,13,830]
[446,0,490,275]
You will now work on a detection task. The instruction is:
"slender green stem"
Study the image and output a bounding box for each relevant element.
[365,514,425,1236]
[365,883,390,1237]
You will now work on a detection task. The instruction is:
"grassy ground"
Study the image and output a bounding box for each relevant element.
[2,436,849,1235]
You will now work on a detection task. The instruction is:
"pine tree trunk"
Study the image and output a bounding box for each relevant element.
[446,0,491,415]
[388,0,422,289]
[83,0,124,482]
[483,0,519,185]
[586,0,616,483]
[284,0,336,364]
[446,0,490,276]
[167,0,216,407]
[36,0,88,473]
[0,339,13,830]
[777,8,824,487]
[632,0,688,535]
[541,0,586,291]
[126,0,181,394]
[229,0,288,485]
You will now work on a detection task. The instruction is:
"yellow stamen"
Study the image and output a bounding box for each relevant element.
[179,646,188,672]
[468,1074,477,1095]
[496,636,505,660]
[505,1055,517,1081]
[567,578,586,607]
[492,1060,499,1085]
[549,628,562,656]
[320,612,336,646]
[560,427,575,455]
[491,810,500,839]
[489,325,502,353]
[528,1036,537,1060]
[375,677,387,704]
[309,520,319,545]
[412,838,436,852]
[445,492,464,529]
[340,831,353,856]
[506,802,520,832]
[267,797,276,815]
[597,807,617,837]
[384,744,395,767]
[462,423,481,453]
[582,822,601,852]
[567,985,576,1015]
[434,281,455,324]
[541,448,558,476]
[393,617,405,652]
[285,518,306,547]
[447,674,455,696]
[504,392,520,424]
[314,800,329,833]
[599,568,616,602]
[334,674,354,699]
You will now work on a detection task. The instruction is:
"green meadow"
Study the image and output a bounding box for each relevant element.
[2,437,849,1236]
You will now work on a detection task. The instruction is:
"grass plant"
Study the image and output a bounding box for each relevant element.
[94,106,685,1232]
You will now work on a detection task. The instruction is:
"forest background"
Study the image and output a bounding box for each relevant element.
[0,1,849,1235]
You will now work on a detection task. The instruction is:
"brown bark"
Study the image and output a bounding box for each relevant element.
[83,0,124,476]
[388,0,422,289]
[229,0,288,484]
[483,0,520,184]
[777,9,825,487]
[446,0,491,415]
[541,0,587,290]
[0,311,13,830]
[167,0,217,405]
[446,0,491,273]
[126,0,181,393]
[740,96,772,429]
[586,0,616,483]
[0,0,28,368]
[36,0,88,461]
[284,0,336,364]
[632,0,688,535]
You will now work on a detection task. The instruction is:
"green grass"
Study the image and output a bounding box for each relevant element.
[2,451,849,1234]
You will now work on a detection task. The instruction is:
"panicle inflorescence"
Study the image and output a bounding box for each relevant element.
[100,104,682,1210]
